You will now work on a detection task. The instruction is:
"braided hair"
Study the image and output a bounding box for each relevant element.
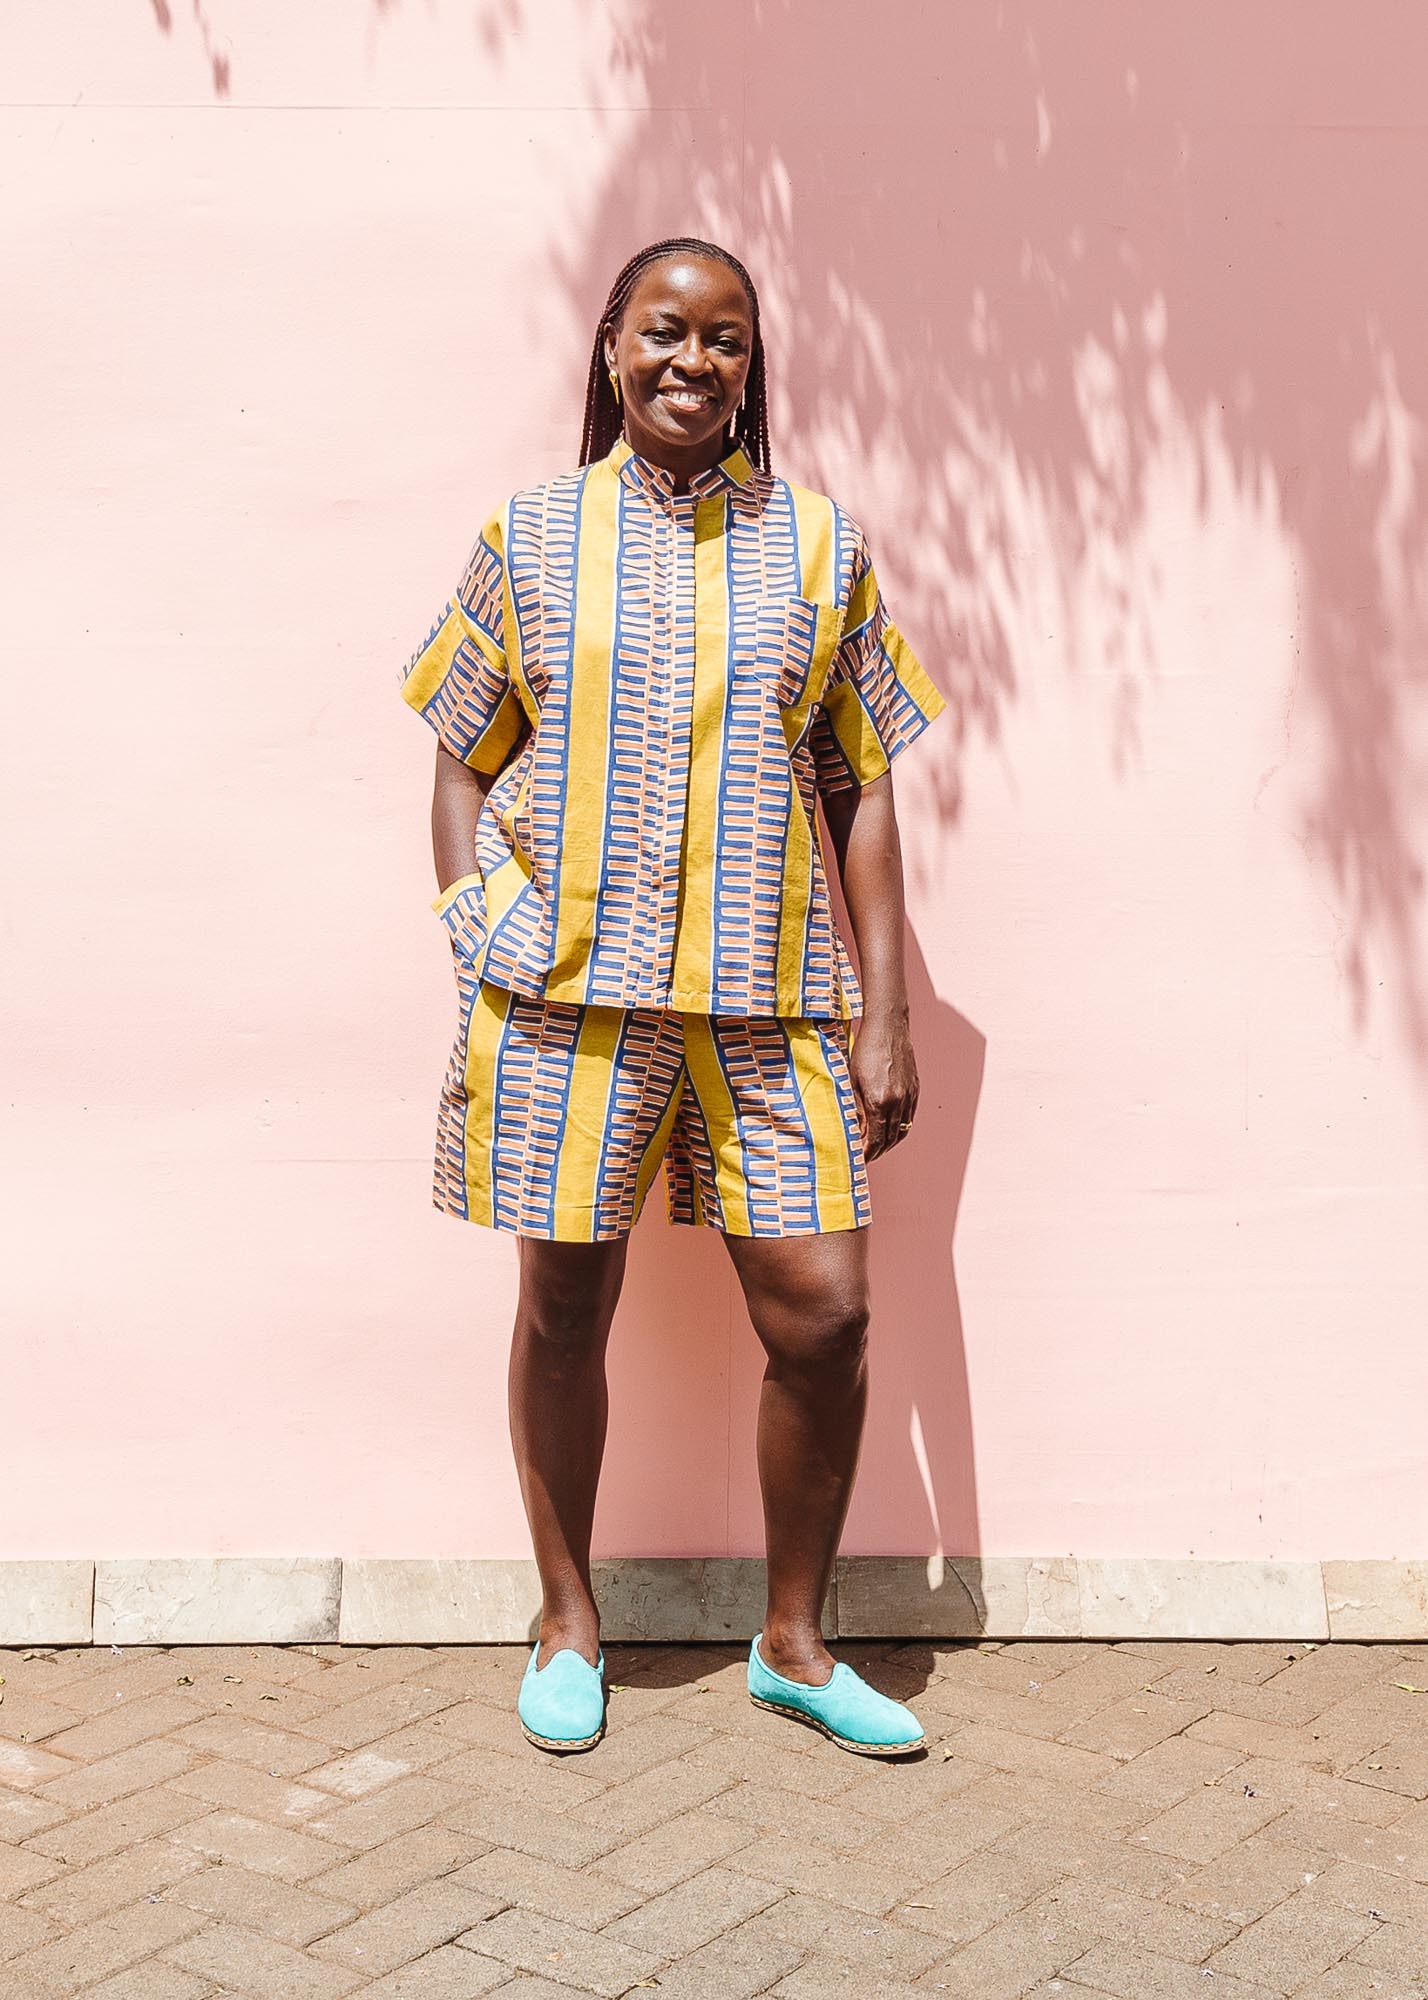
[579,236,771,473]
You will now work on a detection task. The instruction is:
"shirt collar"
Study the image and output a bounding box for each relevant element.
[607,433,754,501]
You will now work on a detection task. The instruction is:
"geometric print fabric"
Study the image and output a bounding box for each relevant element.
[401,435,947,1023]
[433,973,873,1240]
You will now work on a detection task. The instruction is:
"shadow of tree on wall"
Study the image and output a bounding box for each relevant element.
[459,0,1428,1068]
[145,0,230,96]
[142,0,1428,1056]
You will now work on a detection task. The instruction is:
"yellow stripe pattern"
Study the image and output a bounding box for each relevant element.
[400,438,946,1022]
[429,980,870,1240]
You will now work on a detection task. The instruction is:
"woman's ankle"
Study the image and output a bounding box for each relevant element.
[758,1615,834,1681]
[536,1602,601,1668]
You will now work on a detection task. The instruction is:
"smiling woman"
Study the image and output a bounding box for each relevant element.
[398,235,945,1759]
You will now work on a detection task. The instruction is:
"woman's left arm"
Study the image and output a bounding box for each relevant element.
[819,771,918,1159]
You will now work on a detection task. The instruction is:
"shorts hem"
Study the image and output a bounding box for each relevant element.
[433,1192,866,1242]
[667,1211,870,1238]
[433,1191,633,1242]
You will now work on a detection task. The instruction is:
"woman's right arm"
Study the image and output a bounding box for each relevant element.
[431,744,499,895]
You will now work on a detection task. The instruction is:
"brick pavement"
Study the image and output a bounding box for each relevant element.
[1,1636,1426,1997]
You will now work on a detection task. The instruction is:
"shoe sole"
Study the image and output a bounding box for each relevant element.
[749,1691,925,1756]
[518,1716,605,1753]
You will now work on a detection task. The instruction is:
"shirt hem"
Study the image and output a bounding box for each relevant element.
[475,961,859,1021]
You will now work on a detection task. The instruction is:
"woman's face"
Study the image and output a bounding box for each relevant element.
[604,256,753,469]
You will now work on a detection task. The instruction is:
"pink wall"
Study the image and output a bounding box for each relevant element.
[6,2,1427,1564]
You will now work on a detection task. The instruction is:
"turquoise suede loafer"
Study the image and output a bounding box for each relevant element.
[748,1633,925,1756]
[517,1642,606,1753]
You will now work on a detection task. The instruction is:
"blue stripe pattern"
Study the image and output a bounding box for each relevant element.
[399,437,945,1021]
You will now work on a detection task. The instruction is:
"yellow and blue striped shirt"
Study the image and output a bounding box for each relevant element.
[399,435,945,1019]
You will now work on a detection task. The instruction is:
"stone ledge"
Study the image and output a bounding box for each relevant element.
[834,1555,1328,1640]
[1,1556,1421,1645]
[0,1560,93,1646]
[340,1559,836,1645]
[1323,1559,1428,1641]
[92,1558,341,1645]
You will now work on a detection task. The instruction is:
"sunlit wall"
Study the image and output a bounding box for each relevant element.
[5,1,1427,1563]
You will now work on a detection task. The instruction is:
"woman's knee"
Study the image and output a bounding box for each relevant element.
[760,1287,870,1373]
[515,1238,625,1359]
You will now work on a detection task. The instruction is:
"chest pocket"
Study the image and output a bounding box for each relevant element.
[741,593,845,717]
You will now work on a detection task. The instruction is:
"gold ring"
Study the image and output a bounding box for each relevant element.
[897,1120,912,1132]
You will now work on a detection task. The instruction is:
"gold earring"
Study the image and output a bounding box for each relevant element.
[608,369,621,406]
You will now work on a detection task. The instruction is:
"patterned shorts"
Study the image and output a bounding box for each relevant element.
[432,971,872,1242]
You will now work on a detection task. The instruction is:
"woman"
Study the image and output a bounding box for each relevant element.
[400,236,946,1757]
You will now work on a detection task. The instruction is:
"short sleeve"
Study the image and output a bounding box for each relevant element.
[397,510,529,775]
[810,529,947,795]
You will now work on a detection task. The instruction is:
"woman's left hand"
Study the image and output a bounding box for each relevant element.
[849,1007,919,1161]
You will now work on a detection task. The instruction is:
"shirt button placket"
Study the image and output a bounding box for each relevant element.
[646,477,676,1006]
[663,485,699,1008]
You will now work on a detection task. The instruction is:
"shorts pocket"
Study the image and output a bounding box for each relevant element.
[431,871,488,964]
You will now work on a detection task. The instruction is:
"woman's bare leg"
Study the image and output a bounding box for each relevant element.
[723,1228,871,1683]
[508,1235,628,1668]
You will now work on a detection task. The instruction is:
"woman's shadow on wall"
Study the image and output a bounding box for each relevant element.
[596,928,987,1623]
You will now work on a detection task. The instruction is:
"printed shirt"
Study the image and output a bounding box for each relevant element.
[398,434,946,1019]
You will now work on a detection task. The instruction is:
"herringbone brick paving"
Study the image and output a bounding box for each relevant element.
[2,1636,1426,1997]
